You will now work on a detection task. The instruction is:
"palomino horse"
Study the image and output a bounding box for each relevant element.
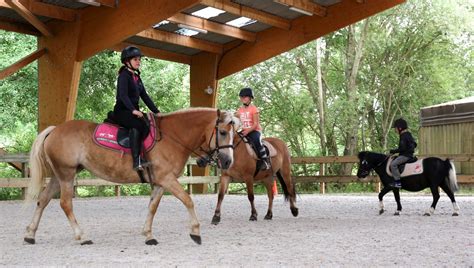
[209,134,298,224]
[25,108,237,245]
[357,151,460,216]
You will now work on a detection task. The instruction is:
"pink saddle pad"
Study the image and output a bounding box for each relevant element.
[93,113,157,154]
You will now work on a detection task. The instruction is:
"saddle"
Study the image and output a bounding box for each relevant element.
[245,140,277,160]
[386,156,423,177]
[93,112,157,154]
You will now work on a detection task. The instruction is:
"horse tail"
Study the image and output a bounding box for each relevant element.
[275,141,296,202]
[25,126,56,203]
[276,170,290,201]
[445,159,459,193]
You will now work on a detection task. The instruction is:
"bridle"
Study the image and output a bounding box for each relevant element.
[197,112,236,167]
[360,155,390,176]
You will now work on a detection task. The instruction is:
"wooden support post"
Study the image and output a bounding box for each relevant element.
[37,20,82,130]
[114,185,121,197]
[319,163,326,194]
[189,52,219,194]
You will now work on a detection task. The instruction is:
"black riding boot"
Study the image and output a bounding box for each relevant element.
[130,128,149,170]
[259,148,270,170]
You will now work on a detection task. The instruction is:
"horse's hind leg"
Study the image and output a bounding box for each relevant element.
[439,183,460,216]
[393,189,402,216]
[263,178,274,220]
[57,169,92,245]
[424,186,440,216]
[212,175,231,225]
[245,180,258,221]
[161,177,201,244]
[142,185,165,245]
[24,177,60,244]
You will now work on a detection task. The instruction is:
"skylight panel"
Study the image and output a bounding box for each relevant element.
[175,28,200,37]
[153,20,169,28]
[192,7,225,19]
[225,17,256,28]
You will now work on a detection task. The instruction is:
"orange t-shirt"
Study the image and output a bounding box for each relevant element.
[237,105,262,132]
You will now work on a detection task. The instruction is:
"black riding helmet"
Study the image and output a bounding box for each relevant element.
[121,46,143,64]
[393,118,408,130]
[239,87,254,99]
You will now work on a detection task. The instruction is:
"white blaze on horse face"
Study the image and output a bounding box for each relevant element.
[215,111,235,168]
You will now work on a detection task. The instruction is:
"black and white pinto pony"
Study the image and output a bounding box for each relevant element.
[356,151,460,216]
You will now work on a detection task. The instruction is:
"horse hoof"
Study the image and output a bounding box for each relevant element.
[145,239,158,245]
[190,234,202,245]
[264,214,273,220]
[379,209,385,215]
[24,237,35,244]
[249,215,257,221]
[394,211,400,216]
[291,207,299,217]
[452,212,459,216]
[423,213,431,216]
[211,215,220,225]
[80,240,93,245]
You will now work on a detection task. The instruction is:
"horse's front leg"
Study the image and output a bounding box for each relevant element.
[161,177,201,244]
[212,175,231,225]
[263,178,274,220]
[393,189,402,216]
[424,186,440,216]
[142,185,165,245]
[245,179,258,221]
[377,186,391,215]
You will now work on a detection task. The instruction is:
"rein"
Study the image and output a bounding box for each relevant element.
[155,111,235,167]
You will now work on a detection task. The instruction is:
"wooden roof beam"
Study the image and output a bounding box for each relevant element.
[274,0,327,17]
[5,0,53,36]
[0,48,47,80]
[111,42,192,65]
[0,0,77,21]
[200,0,291,30]
[168,13,256,42]
[76,0,201,61]
[136,29,223,54]
[0,19,40,35]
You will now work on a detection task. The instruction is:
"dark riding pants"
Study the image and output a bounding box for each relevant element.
[246,131,268,159]
[113,110,149,139]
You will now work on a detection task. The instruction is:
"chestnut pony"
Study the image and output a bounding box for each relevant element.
[209,134,299,224]
[25,108,237,245]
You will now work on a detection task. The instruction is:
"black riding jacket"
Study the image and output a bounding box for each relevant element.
[392,131,417,157]
[113,69,159,114]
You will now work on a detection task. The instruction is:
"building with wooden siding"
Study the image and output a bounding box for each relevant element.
[419,96,474,174]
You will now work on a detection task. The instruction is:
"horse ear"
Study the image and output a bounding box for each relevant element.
[217,109,221,117]
[358,151,366,160]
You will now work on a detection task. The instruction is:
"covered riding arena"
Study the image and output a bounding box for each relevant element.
[1,194,473,266]
[2,0,473,266]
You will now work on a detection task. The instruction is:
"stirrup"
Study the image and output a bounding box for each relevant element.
[389,181,402,188]
[260,159,270,170]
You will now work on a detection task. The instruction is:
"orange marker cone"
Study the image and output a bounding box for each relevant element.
[272,180,278,196]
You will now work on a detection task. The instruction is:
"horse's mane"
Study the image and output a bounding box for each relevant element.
[159,107,238,126]
[358,151,387,164]
[160,107,217,117]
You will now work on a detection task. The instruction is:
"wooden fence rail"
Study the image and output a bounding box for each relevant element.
[1,153,473,197]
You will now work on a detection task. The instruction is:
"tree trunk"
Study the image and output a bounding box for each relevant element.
[342,19,370,175]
